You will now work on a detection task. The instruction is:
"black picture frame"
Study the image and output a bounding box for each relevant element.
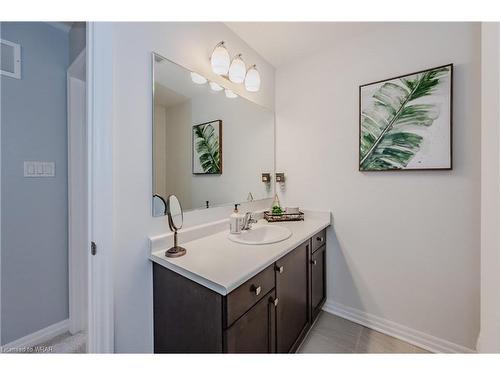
[359,63,453,172]
[192,120,223,175]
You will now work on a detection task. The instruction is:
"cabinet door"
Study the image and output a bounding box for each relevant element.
[275,241,310,353]
[311,244,326,322]
[225,290,277,353]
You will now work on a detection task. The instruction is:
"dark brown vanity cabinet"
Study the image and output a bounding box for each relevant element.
[275,240,310,353]
[225,290,277,353]
[310,239,327,322]
[153,229,327,353]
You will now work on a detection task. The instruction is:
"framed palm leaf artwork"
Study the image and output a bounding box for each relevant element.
[359,64,453,171]
[192,120,222,174]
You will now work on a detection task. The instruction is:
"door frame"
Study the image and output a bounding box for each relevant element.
[0,29,3,347]
[86,22,115,353]
[67,49,87,335]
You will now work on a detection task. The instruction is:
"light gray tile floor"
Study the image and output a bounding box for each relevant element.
[299,312,430,353]
[30,313,428,354]
[30,332,86,353]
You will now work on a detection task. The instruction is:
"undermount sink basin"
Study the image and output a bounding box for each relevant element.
[228,224,292,245]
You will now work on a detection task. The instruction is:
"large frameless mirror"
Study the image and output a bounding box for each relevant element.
[152,52,275,216]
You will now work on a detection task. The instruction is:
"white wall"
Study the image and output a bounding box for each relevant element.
[153,104,167,198]
[94,22,275,352]
[189,94,274,209]
[164,100,193,207]
[478,22,500,353]
[275,22,481,351]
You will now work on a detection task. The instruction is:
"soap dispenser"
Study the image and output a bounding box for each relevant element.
[230,204,244,234]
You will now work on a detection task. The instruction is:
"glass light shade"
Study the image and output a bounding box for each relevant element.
[228,54,246,83]
[244,65,261,92]
[210,42,230,75]
[224,89,238,99]
[209,81,223,91]
[190,72,207,84]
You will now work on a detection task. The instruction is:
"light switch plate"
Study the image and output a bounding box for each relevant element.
[24,161,55,177]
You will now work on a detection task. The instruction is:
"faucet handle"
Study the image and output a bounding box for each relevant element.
[242,212,256,230]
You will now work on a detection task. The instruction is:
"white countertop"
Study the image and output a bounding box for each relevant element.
[149,211,331,295]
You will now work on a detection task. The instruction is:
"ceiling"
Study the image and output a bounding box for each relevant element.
[225,22,388,68]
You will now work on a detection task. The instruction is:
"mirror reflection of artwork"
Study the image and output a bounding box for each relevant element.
[192,120,222,174]
[359,64,452,171]
[152,52,274,215]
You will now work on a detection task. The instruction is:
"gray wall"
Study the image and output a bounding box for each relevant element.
[1,22,69,345]
[69,22,85,64]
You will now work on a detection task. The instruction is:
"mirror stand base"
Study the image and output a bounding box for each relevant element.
[165,246,187,258]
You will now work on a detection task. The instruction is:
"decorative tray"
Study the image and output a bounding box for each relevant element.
[264,211,304,222]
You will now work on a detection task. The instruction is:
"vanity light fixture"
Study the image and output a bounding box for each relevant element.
[210,42,261,93]
[228,54,246,84]
[275,173,285,183]
[210,41,230,75]
[262,173,271,183]
[190,72,207,84]
[245,65,261,92]
[224,89,238,99]
[209,81,224,92]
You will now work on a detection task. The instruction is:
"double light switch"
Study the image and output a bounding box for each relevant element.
[24,161,55,177]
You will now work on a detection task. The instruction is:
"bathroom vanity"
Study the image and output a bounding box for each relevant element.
[149,51,329,353]
[150,213,329,353]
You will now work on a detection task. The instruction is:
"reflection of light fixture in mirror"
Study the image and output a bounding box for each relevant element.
[228,54,246,83]
[190,72,207,84]
[225,89,238,99]
[209,81,223,91]
[210,41,230,75]
[245,65,261,92]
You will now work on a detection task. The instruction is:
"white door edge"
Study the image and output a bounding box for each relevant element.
[67,48,87,335]
[86,21,115,354]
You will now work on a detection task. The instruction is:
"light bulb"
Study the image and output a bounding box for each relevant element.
[224,89,238,99]
[190,72,207,84]
[228,54,246,84]
[244,65,261,92]
[209,82,223,92]
[210,41,230,76]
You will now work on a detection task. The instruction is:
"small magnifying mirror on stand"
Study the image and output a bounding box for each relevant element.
[165,194,186,258]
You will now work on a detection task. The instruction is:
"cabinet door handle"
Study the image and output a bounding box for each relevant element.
[275,265,284,274]
[252,285,262,296]
[311,259,317,266]
[269,297,279,307]
[316,236,324,242]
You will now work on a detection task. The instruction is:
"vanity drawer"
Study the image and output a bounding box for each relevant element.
[312,229,326,253]
[225,264,275,327]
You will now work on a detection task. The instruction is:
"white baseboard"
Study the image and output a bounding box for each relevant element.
[323,300,476,354]
[1,319,69,352]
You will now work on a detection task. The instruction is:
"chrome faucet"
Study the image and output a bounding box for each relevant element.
[242,212,258,230]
